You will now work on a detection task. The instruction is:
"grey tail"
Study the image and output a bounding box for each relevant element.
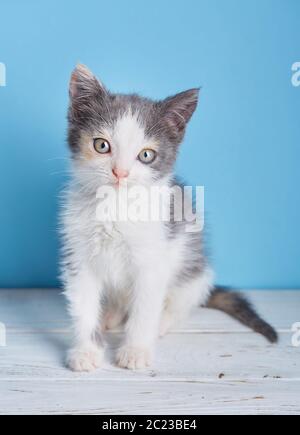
[205,287,278,343]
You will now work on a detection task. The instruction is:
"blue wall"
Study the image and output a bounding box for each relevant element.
[0,0,299,289]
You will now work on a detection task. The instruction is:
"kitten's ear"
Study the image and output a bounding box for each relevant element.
[69,64,107,100]
[159,88,200,142]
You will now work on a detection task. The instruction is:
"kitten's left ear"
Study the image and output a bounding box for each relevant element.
[159,88,200,142]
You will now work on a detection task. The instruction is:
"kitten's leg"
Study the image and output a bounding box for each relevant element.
[64,265,104,372]
[159,267,214,337]
[116,261,168,370]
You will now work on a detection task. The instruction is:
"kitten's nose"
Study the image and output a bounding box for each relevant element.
[112,167,129,179]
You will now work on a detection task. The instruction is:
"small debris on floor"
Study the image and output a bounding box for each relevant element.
[263,375,282,379]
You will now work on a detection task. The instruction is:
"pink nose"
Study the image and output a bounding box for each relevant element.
[112,167,129,179]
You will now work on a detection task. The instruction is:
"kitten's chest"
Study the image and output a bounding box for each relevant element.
[89,221,133,288]
[86,217,167,291]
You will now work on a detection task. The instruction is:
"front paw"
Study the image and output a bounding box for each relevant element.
[116,346,152,370]
[66,345,104,372]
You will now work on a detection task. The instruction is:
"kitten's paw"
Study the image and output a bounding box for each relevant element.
[116,346,152,370]
[66,345,104,372]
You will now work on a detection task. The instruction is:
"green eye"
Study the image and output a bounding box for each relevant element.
[138,149,157,164]
[94,138,111,154]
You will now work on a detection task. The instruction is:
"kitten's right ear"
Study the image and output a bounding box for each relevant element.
[158,88,200,144]
[69,64,107,100]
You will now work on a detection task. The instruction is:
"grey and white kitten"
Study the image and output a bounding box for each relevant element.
[61,65,277,372]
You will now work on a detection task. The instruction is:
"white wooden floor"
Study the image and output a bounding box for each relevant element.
[0,289,299,415]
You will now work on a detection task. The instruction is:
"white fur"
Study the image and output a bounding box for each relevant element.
[62,112,214,371]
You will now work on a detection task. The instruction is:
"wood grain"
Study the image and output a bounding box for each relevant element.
[0,289,299,414]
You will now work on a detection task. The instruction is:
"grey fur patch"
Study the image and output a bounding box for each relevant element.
[165,178,207,286]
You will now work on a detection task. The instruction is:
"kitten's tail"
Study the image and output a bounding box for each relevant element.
[205,287,278,343]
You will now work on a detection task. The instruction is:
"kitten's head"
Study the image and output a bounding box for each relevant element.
[68,64,199,187]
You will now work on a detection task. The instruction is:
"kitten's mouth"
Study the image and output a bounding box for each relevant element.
[112,178,128,188]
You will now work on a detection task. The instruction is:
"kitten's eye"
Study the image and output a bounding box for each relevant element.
[138,149,157,164]
[94,138,111,154]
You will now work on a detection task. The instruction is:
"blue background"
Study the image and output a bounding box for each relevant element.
[0,0,299,289]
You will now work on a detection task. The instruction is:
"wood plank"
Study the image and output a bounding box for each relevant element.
[0,289,299,415]
[0,289,299,331]
[1,331,299,381]
[1,379,299,415]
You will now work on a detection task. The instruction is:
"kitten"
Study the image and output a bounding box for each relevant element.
[61,64,277,372]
